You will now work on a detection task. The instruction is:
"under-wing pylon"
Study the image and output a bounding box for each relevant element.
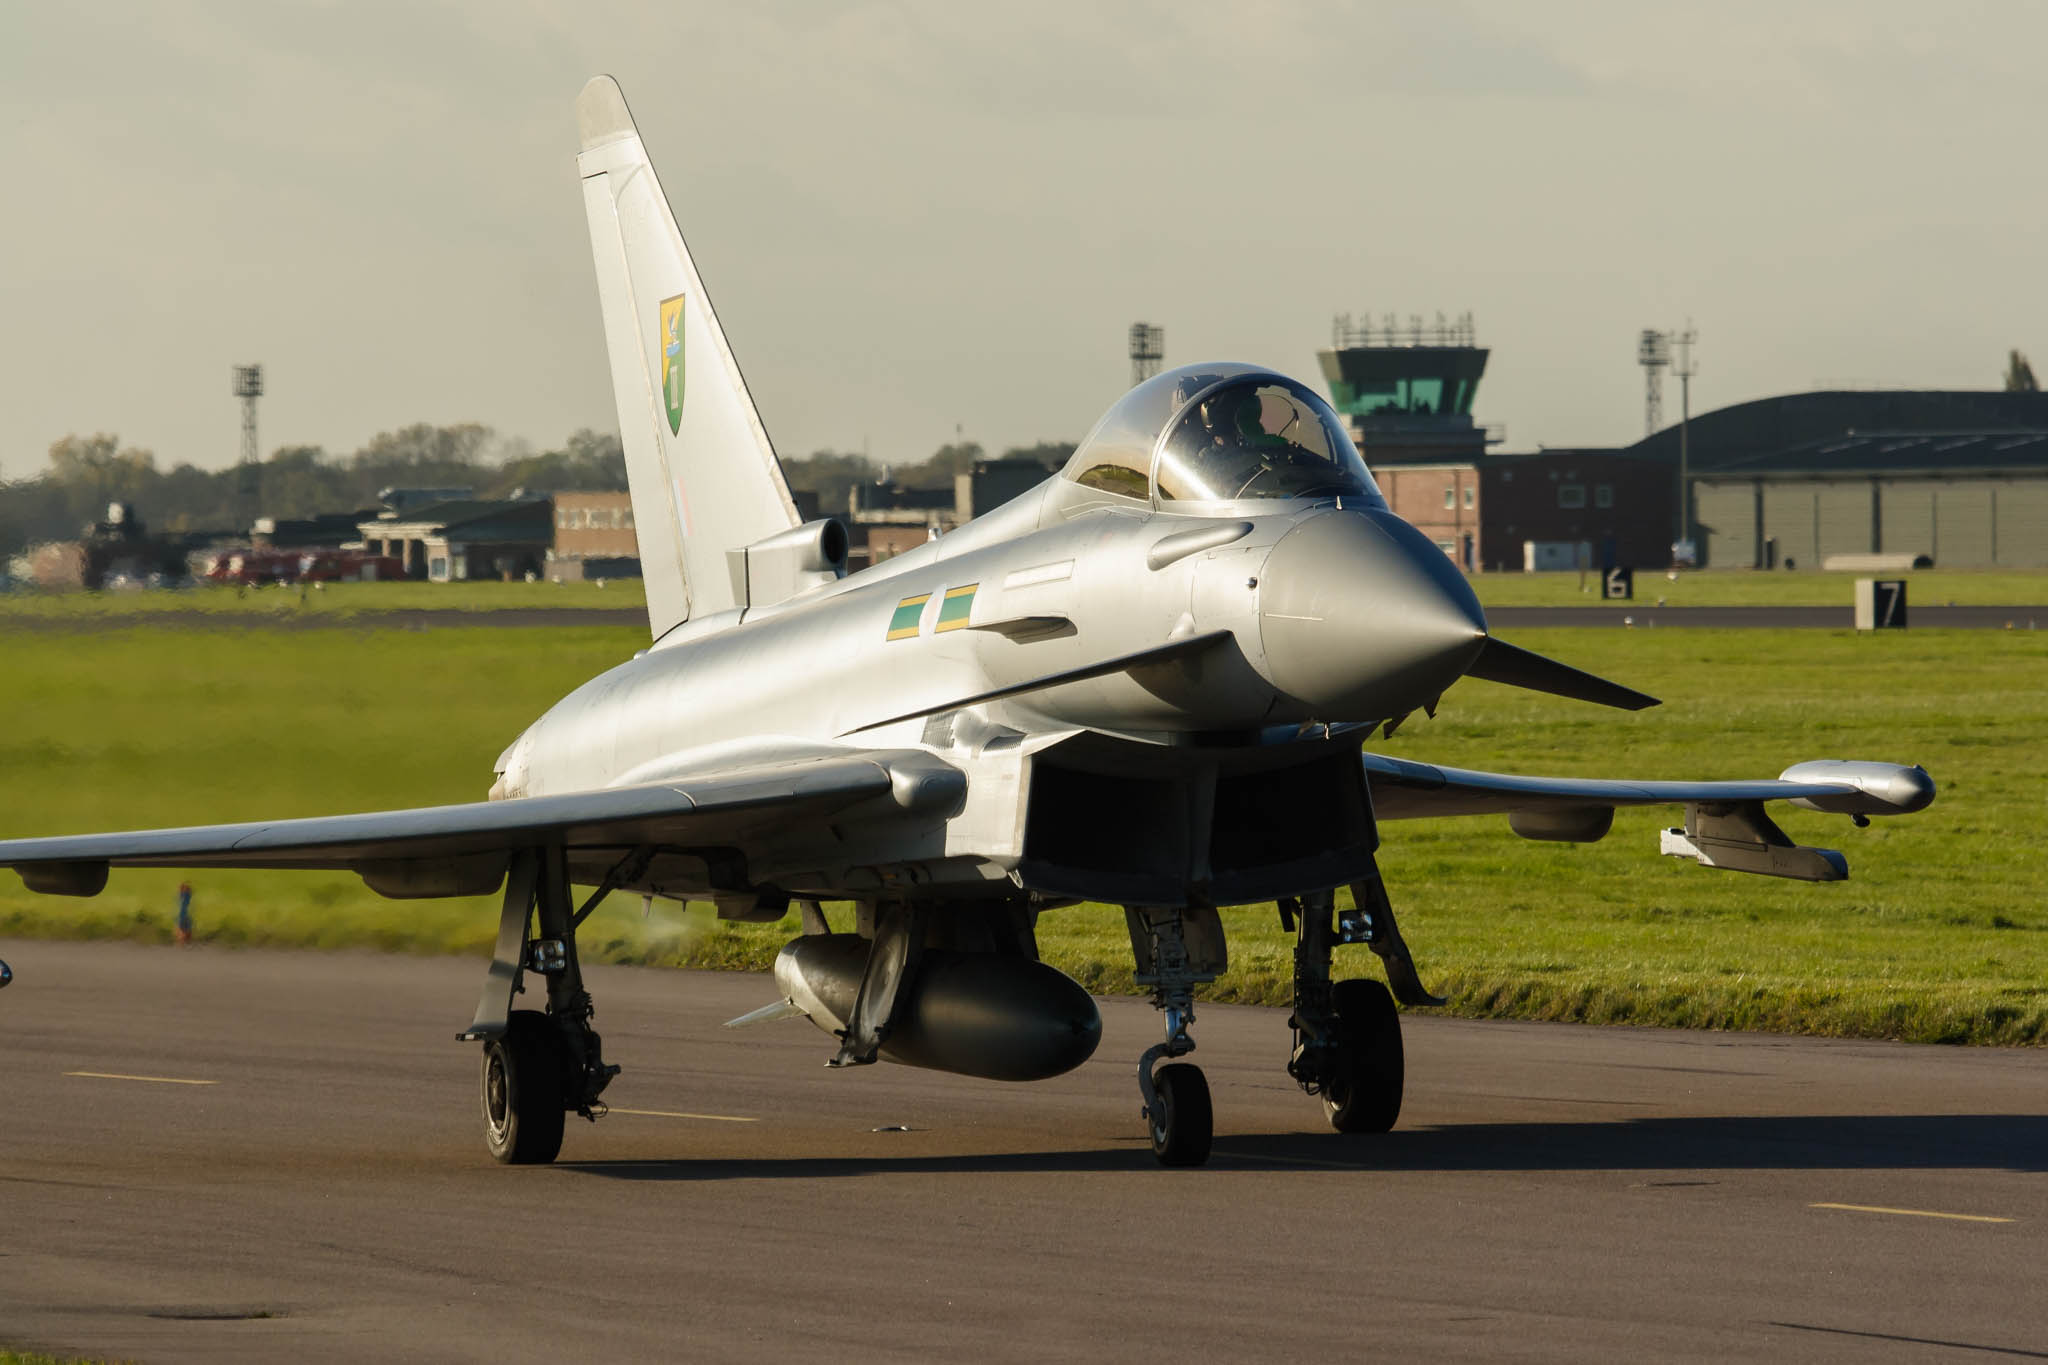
[0,76,1938,1170]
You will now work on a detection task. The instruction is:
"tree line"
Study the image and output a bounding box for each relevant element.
[0,426,1076,559]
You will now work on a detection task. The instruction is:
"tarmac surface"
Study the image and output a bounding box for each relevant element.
[3,937,2045,1363]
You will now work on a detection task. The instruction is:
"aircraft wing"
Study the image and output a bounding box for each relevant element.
[1362,752,1935,880]
[1362,753,1936,820]
[0,751,949,898]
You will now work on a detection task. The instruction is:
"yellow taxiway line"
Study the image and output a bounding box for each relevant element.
[65,1071,217,1086]
[607,1107,758,1123]
[1811,1202,2013,1224]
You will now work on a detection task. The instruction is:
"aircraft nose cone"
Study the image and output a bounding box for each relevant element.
[1258,509,1488,722]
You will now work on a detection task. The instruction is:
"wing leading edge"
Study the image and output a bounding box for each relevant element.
[0,752,948,898]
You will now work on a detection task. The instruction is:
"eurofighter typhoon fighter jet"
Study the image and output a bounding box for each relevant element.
[0,78,1936,1167]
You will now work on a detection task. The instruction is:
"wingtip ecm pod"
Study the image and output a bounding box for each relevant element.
[574,75,801,639]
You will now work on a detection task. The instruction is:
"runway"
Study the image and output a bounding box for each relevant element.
[3,938,2044,1363]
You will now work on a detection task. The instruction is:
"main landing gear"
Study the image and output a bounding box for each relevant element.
[1280,861,1444,1134]
[1126,905,1226,1167]
[461,845,628,1164]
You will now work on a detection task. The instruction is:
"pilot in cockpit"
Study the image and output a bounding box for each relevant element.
[1155,376,1375,502]
[1198,386,1304,469]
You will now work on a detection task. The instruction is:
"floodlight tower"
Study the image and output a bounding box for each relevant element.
[1129,323,1165,388]
[232,364,263,534]
[1637,329,1669,436]
[1671,322,1698,562]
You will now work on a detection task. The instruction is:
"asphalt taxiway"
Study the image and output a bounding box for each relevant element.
[3,938,2044,1363]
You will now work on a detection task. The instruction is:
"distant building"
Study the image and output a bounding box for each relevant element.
[24,503,202,590]
[1476,391,2048,572]
[955,457,1050,520]
[1317,314,1502,571]
[1475,450,1674,574]
[1645,391,2048,569]
[1318,313,1500,466]
[356,497,552,582]
[251,510,378,549]
[1314,310,2048,571]
[376,486,476,516]
[842,458,1056,567]
[547,490,641,581]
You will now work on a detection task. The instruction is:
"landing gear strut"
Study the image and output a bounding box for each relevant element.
[1127,905,1223,1167]
[1281,862,1442,1135]
[461,845,625,1164]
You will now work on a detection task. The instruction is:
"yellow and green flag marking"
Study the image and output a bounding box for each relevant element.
[887,593,930,641]
[887,584,977,640]
[935,584,976,631]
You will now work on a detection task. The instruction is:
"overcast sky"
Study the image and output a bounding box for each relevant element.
[4,1,2044,482]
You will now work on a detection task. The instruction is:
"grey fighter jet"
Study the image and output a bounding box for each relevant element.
[0,78,1935,1168]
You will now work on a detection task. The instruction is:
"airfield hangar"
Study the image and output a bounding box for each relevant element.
[1319,318,2048,570]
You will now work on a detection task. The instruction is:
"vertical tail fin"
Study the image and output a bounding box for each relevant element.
[574,75,799,637]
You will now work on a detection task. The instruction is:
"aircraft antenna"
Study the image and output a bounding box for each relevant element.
[1129,323,1165,388]
[232,363,263,534]
[1637,329,1669,436]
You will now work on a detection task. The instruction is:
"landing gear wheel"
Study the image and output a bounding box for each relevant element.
[1322,978,1403,1134]
[482,1011,568,1165]
[1149,1062,1213,1167]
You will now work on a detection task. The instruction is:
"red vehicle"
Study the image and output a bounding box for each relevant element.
[205,549,401,585]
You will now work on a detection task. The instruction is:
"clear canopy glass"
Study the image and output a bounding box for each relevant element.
[1062,364,1382,508]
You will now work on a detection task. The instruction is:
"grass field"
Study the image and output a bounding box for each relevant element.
[1,621,2042,1044]
[0,577,646,620]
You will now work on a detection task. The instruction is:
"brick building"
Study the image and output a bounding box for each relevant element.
[548,490,640,581]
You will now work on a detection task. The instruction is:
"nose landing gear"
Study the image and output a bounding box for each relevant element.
[1127,905,1225,1167]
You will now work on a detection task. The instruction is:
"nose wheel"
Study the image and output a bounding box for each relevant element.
[1128,906,1223,1167]
[1146,1061,1212,1166]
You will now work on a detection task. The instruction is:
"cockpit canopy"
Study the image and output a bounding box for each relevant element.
[1061,364,1384,508]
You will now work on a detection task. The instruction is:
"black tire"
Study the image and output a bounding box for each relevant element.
[1149,1062,1213,1167]
[1322,978,1403,1134]
[481,1011,568,1165]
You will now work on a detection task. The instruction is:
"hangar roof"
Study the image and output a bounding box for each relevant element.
[1627,390,2048,474]
[1699,429,2048,479]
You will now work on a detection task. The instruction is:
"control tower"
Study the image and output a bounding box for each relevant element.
[1317,312,1497,464]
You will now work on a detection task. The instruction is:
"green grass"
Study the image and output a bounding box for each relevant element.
[1469,566,2048,609]
[0,578,645,621]
[1,622,2043,1044]
[2,1353,130,1365]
